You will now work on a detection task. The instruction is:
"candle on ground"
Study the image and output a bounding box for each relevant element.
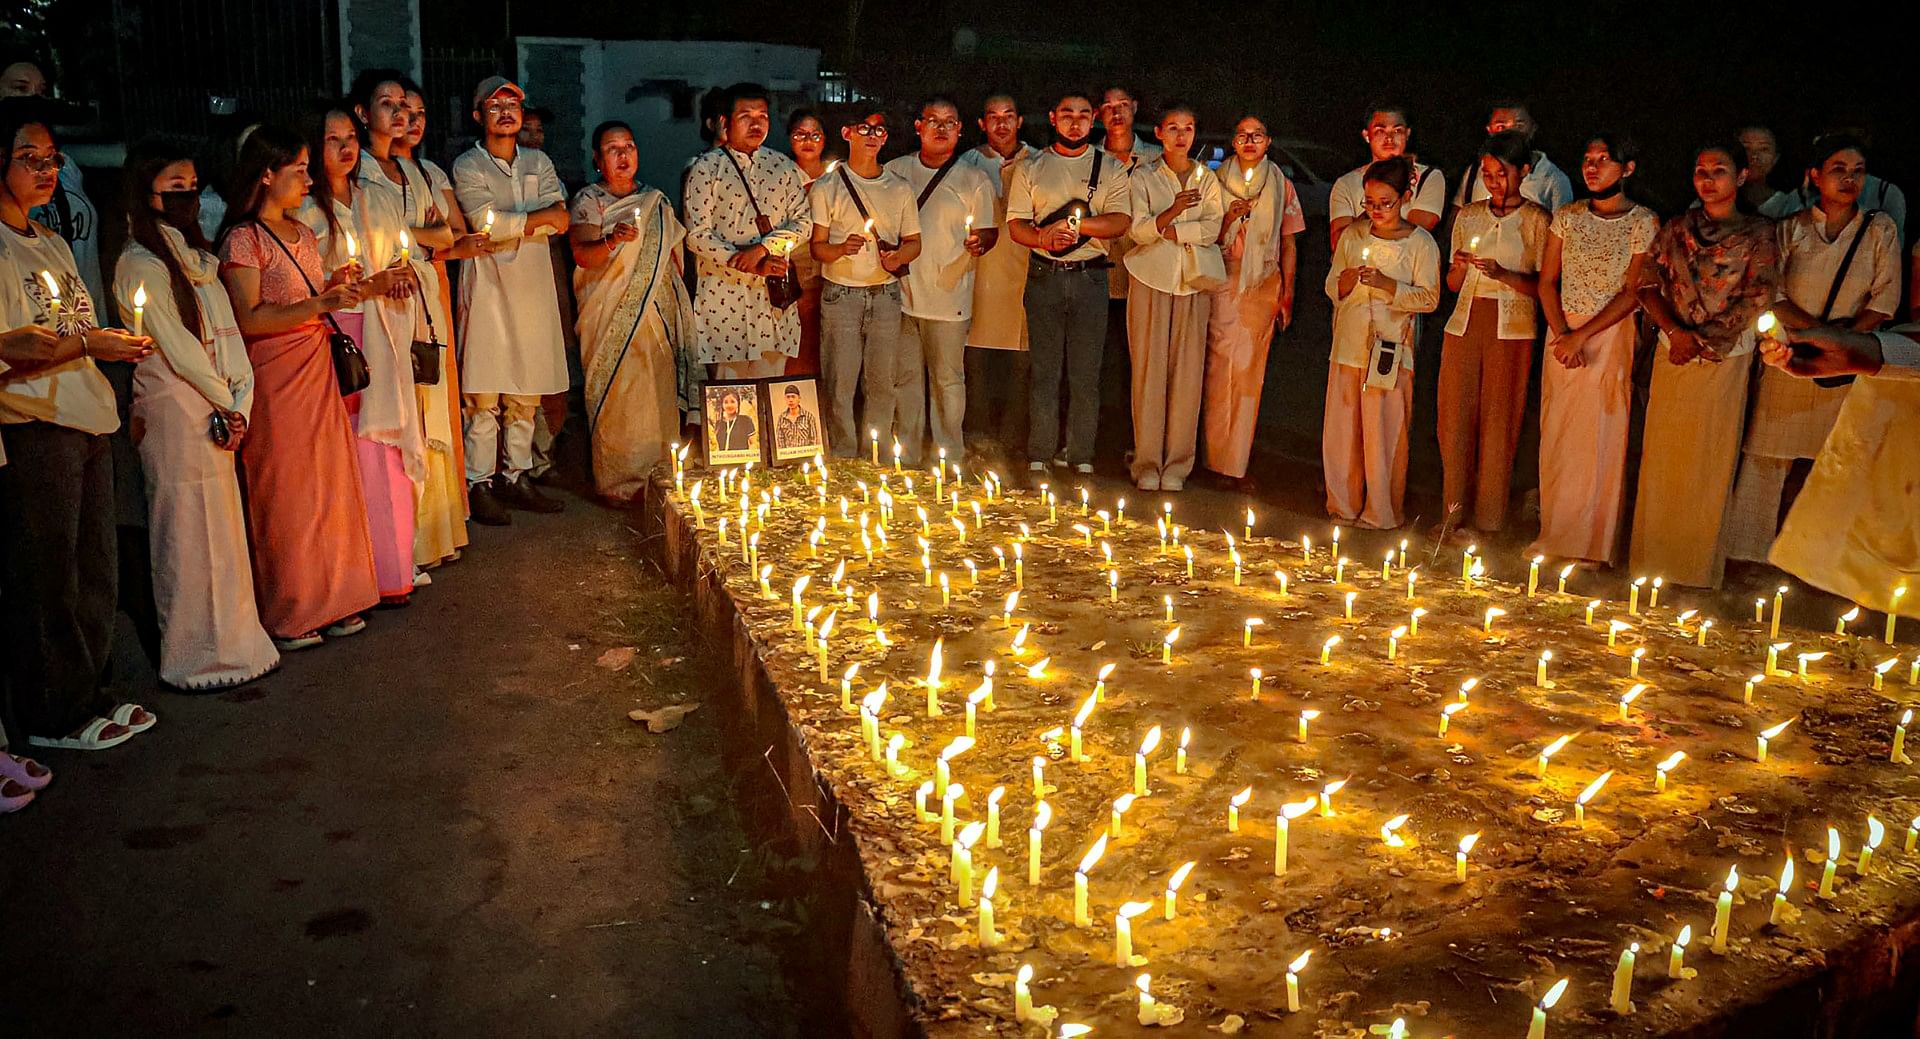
[965,686,988,737]
[953,821,984,905]
[841,663,861,712]
[977,867,999,946]
[1890,586,1908,643]
[1894,709,1913,762]
[1162,625,1181,665]
[1461,543,1476,581]
[1668,925,1693,978]
[1438,702,1466,737]
[1610,943,1638,1015]
[861,687,888,760]
[1094,663,1115,701]
[1379,813,1409,847]
[985,786,1005,848]
[1027,801,1051,885]
[1321,635,1341,665]
[1558,563,1574,594]
[1014,965,1034,1022]
[1698,619,1714,647]
[1343,591,1357,619]
[1537,650,1553,688]
[1244,617,1263,647]
[883,734,906,777]
[1655,751,1686,792]
[1382,548,1394,583]
[1757,719,1793,761]
[1772,585,1788,639]
[1650,576,1664,610]
[1837,606,1861,636]
[1297,709,1321,743]
[1766,640,1790,676]
[1133,725,1162,796]
[1318,779,1346,818]
[1874,659,1899,692]
[1459,677,1479,702]
[1410,607,1429,637]
[1276,797,1316,873]
[1538,734,1574,779]
[1163,594,1173,622]
[1710,866,1737,953]
[1249,667,1263,699]
[1277,569,1291,596]
[1388,626,1408,661]
[1334,556,1348,584]
[1859,815,1886,875]
[1820,827,1841,896]
[1630,576,1647,615]
[1456,832,1480,882]
[1069,694,1096,762]
[940,783,965,843]
[1908,816,1920,855]
[924,639,946,716]
[914,781,934,822]
[1163,861,1196,920]
[1586,600,1600,625]
[1176,727,1190,774]
[1629,647,1646,677]
[1107,569,1118,602]
[1227,786,1253,832]
[1109,793,1136,837]
[1619,684,1646,721]
[1608,619,1629,646]
[1114,901,1152,966]
[1183,544,1194,577]
[1527,978,1569,1039]
[1284,951,1311,1012]
[1072,835,1108,926]
[1485,607,1507,633]
[1406,568,1418,600]
[1770,857,1795,925]
[1575,770,1613,826]
[1528,555,1543,596]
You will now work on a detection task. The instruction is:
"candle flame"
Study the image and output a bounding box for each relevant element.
[884,733,904,756]
[1828,826,1842,857]
[987,786,1005,806]
[1025,656,1050,679]
[1136,973,1151,994]
[1622,683,1647,706]
[981,866,999,900]
[957,821,986,849]
[861,685,888,714]
[941,736,975,761]
[1657,751,1687,773]
[1883,663,1902,678]
[1759,719,1794,740]
[1178,727,1191,750]
[1167,861,1196,892]
[1246,616,1265,629]
[1540,734,1574,758]
[1485,607,1507,623]
[1097,663,1116,681]
[1675,924,1692,947]
[1320,779,1346,797]
[344,230,358,258]
[1073,693,1097,728]
[1779,858,1794,890]
[1540,977,1569,1010]
[1112,793,1136,815]
[1798,651,1829,663]
[1323,635,1341,651]
[1077,834,1109,874]
[927,638,945,685]
[1442,702,1467,718]
[1033,801,1052,830]
[1230,786,1253,808]
[1723,865,1739,892]
[1391,626,1408,639]
[967,684,990,708]
[38,269,59,299]
[1559,563,1575,579]
[1756,310,1777,335]
[1282,797,1318,819]
[1287,950,1311,974]
[1138,726,1162,756]
[1577,770,1614,805]
[1868,815,1886,848]
[132,282,147,307]
[1380,813,1410,846]
[1459,832,1481,855]
[1458,677,1477,696]
[1300,709,1322,723]
[1164,626,1182,646]
[1841,607,1861,624]
[792,576,811,599]
[1118,900,1153,921]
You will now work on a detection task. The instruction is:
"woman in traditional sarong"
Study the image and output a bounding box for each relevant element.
[569,121,697,503]
[1529,134,1658,567]
[1202,114,1304,491]
[1630,141,1781,589]
[114,141,278,688]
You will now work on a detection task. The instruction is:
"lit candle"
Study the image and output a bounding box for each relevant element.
[841,663,860,712]
[1335,556,1347,584]
[1709,866,1736,954]
[131,282,147,337]
[861,687,887,760]
[1859,815,1886,875]
[1797,651,1828,680]
[1227,786,1252,832]
[1528,555,1543,596]
[940,783,965,843]
[1456,832,1480,882]
[790,576,811,629]
[1756,598,1767,623]
[1072,835,1108,927]
[1819,826,1841,896]
[1894,709,1914,762]
[40,270,60,321]
[1176,727,1190,775]
[1557,564,1574,595]
[1461,543,1477,581]
[1459,677,1478,702]
[482,207,495,235]
[1183,544,1194,578]
[1655,751,1685,792]
[1244,616,1264,647]
[1769,856,1795,925]
[1874,659,1898,692]
[1244,506,1255,541]
[1649,576,1664,610]
[1072,522,1091,546]
[1629,576,1647,615]
[925,639,946,716]
[1108,569,1118,602]
[1014,964,1034,1023]
[1284,951,1310,1012]
[1318,779,1345,818]
[1629,647,1646,678]
[1302,534,1312,565]
[1697,619,1713,647]
[1014,544,1024,588]
[1438,701,1466,737]
[1537,650,1553,688]
[1484,607,1507,633]
[1278,569,1292,597]
[1586,600,1600,625]
[1890,586,1907,643]
[1026,800,1051,887]
[1094,662,1115,702]
[1379,813,1409,847]
[913,780,933,822]
[1382,548,1394,583]
[1114,900,1152,966]
[1321,635,1341,666]
[882,733,906,777]
[977,866,998,946]
[1162,625,1181,665]
[1538,734,1573,779]
[1756,718,1793,761]
[1406,568,1418,600]
[1619,683,1646,721]
[935,736,973,798]
[1069,693,1095,763]
[1163,594,1173,622]
[1388,625,1408,661]
[1109,793,1136,837]
[1410,607,1428,637]
[1610,943,1638,1015]
[1276,797,1316,872]
[1766,641,1789,676]
[953,821,983,905]
[1527,978,1568,1039]
[1607,619,1629,646]
[1343,591,1357,620]
[1668,925,1693,979]
[1908,816,1920,855]
[1574,770,1613,826]
[1835,606,1862,636]
[1772,585,1788,639]
[1133,725,1161,796]
[1298,709,1320,744]
[1332,526,1342,562]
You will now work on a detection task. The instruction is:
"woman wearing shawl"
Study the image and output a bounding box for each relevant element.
[114,142,278,688]
[570,121,696,502]
[1203,115,1304,489]
[1631,141,1781,589]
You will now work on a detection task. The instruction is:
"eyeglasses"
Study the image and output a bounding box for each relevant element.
[1232,132,1269,144]
[850,124,889,138]
[790,131,824,142]
[921,118,960,131]
[485,99,523,114]
[9,151,65,174]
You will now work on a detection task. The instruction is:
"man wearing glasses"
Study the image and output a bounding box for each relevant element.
[451,76,572,521]
[886,96,997,465]
[1326,101,1445,250]
[808,104,922,458]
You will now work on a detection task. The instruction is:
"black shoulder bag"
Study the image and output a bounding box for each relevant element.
[397,175,443,385]
[255,219,369,397]
[1036,150,1105,258]
[1803,209,1879,388]
[724,152,801,310]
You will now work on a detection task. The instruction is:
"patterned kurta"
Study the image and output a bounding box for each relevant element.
[682,146,809,364]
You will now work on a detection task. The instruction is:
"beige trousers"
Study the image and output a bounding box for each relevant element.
[1322,359,1413,529]
[1126,277,1209,486]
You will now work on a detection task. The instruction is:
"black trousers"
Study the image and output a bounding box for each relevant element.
[963,347,1031,455]
[0,421,118,740]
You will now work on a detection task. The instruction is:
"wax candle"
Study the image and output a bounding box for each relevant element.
[953,821,983,905]
[1710,866,1736,953]
[1109,793,1136,837]
[1894,709,1913,762]
[1485,607,1506,633]
[1332,526,1342,562]
[1276,797,1316,873]
[1772,585,1788,639]
[940,783,965,843]
[1890,586,1908,643]
[1318,780,1345,818]
[1244,617,1263,647]
[1610,943,1638,1015]
[1176,727,1190,775]
[1113,900,1152,966]
[1655,751,1685,791]
[1608,619,1629,646]
[1335,556,1347,584]
[1459,677,1478,702]
[925,639,946,716]
[131,282,147,337]
[1073,835,1108,926]
[1162,625,1180,664]
[1321,635,1341,665]
[1873,659,1898,692]
[1649,577,1664,610]
[1108,569,1118,602]
[1027,801,1050,884]
[1284,951,1310,1012]
[1014,964,1034,1022]
[1163,861,1196,920]
[1629,576,1646,615]
[1398,538,1410,567]
[1770,857,1794,925]
[1406,568,1418,600]
[977,867,998,947]
[1527,978,1568,1039]
[1837,606,1861,636]
[1537,650,1553,688]
[1538,734,1573,779]
[1069,694,1095,763]
[1388,625,1408,661]
[1302,534,1311,565]
[1859,815,1886,875]
[1438,701,1466,737]
[1698,619,1714,647]
[861,687,888,760]
[1163,594,1173,622]
[883,733,905,776]
[1908,816,1920,855]
[1586,600,1600,625]
[1766,641,1788,676]
[1575,770,1613,826]
[1456,832,1480,882]
[1344,591,1357,619]
[1618,683,1647,722]
[1183,544,1194,578]
[1668,925,1692,978]
[1379,813,1409,847]
[1410,607,1428,637]
[1133,725,1161,796]
[841,663,860,712]
[914,780,933,822]
[1820,827,1840,896]
[1461,543,1475,581]
[1244,506,1255,541]
[1094,662,1115,702]
[1557,563,1574,595]
[1297,709,1320,743]
[1756,719,1793,761]
[1277,570,1291,597]
[1528,555,1543,596]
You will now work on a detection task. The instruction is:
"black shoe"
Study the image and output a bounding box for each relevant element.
[468,480,512,526]
[498,475,564,513]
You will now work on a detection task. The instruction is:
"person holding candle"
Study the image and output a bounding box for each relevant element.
[567,120,696,504]
[1323,157,1441,530]
[297,101,426,607]
[810,104,922,462]
[1726,134,1900,566]
[1327,101,1445,250]
[1123,102,1223,493]
[1,97,158,752]
[1437,130,1550,539]
[1200,114,1304,493]
[1529,134,1658,568]
[782,109,833,378]
[1631,140,1781,589]
[887,96,998,466]
[216,123,379,650]
[112,141,278,689]
[959,94,1036,461]
[1005,91,1132,477]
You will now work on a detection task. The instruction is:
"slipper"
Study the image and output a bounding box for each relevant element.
[413,569,432,588]
[325,616,367,638]
[1,779,33,814]
[275,631,324,651]
[0,754,50,791]
[111,703,158,735]
[26,716,133,752]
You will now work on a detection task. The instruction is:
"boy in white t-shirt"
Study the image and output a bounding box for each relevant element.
[809,104,922,459]
[1327,100,1446,251]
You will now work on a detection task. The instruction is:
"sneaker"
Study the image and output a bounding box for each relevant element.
[1028,461,1048,473]
[1162,476,1185,492]
[1051,454,1068,469]
[498,475,564,514]
[1074,462,1094,475]
[468,479,512,526]
[1137,473,1161,492]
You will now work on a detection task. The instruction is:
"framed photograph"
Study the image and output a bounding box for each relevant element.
[764,377,827,464]
[703,380,766,466]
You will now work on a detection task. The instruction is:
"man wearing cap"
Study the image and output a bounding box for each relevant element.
[452,76,571,523]
[774,383,820,451]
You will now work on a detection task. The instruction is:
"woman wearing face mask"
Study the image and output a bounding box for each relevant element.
[295,101,424,608]
[1438,130,1550,540]
[216,124,378,649]
[1724,133,1899,566]
[1,97,158,755]
[785,109,831,379]
[113,141,279,689]
[1530,134,1658,567]
[1631,141,1781,589]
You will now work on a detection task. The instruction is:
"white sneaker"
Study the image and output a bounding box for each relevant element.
[1075,463,1094,475]
[1029,461,1048,473]
[1137,473,1161,491]
[413,568,432,588]
[1162,476,1185,492]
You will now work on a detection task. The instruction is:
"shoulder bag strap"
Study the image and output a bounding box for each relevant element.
[914,152,962,210]
[836,164,874,224]
[1817,210,1878,322]
[723,151,769,227]
[252,218,349,337]
[1086,149,1103,200]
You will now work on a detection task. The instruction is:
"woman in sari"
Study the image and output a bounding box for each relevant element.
[296,101,425,605]
[114,141,278,688]
[569,121,696,502]
[216,124,378,648]
[1203,114,1304,491]
[785,109,830,378]
[1631,141,1780,589]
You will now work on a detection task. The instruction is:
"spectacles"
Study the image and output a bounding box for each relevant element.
[485,99,523,114]
[791,131,824,142]
[921,118,960,131]
[10,151,65,174]
[851,124,889,138]
[1232,132,1269,144]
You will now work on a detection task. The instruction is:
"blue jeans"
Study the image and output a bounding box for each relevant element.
[1022,261,1108,466]
[820,281,904,458]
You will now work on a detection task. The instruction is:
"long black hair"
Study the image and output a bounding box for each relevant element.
[215,122,306,246]
[122,139,209,337]
[298,100,362,245]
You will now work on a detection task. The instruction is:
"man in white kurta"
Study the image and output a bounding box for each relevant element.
[452,76,571,521]
[682,85,809,380]
[886,97,998,464]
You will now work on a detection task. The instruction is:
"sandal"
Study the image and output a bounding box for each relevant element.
[275,631,325,651]
[1,778,33,814]
[26,716,133,752]
[0,753,51,791]
[325,616,367,638]
[111,703,158,735]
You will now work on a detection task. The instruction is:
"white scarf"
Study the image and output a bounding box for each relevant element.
[1221,158,1283,293]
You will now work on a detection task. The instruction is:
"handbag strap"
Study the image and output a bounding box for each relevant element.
[1817,209,1879,322]
[914,152,962,210]
[251,218,350,339]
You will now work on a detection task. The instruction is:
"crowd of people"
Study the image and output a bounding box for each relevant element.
[3,58,1918,815]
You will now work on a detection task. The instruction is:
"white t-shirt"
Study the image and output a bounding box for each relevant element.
[884,154,998,320]
[809,166,921,288]
[1004,147,1132,264]
[0,220,118,435]
[1329,162,1446,224]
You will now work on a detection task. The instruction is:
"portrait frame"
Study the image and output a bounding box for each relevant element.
[763,377,828,464]
[702,379,766,467]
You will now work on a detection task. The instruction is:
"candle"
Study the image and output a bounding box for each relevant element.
[1321,635,1341,665]
[1527,978,1568,1039]
[1027,801,1050,884]
[1094,662,1115,702]
[1438,701,1466,737]
[1710,866,1736,954]
[1895,709,1914,762]
[130,282,147,337]
[1114,900,1152,966]
[1176,727,1190,775]
[1133,725,1161,796]
[935,736,973,798]
[1162,593,1173,622]
[1610,943,1638,1015]
[1459,677,1479,702]
[1890,586,1908,643]
[1072,835,1108,926]
[1244,506,1255,541]
[1655,751,1685,791]
[1874,659,1898,692]
[1183,544,1194,578]
[1770,857,1795,925]
[1798,651,1828,680]
[1766,641,1789,676]
[1697,619,1713,647]
[1606,619,1629,647]
[1107,568,1118,602]
[1629,576,1646,615]
[1343,591,1357,619]
[1650,576,1664,610]
[925,639,945,716]
[1109,793,1136,837]
[1381,548,1394,583]
[1837,606,1861,636]
[39,269,61,324]
[1379,813,1409,847]
[1244,616,1263,647]
[1756,719,1793,761]
[841,663,861,712]
[1162,625,1181,665]
[790,576,811,629]
[1227,787,1252,832]
[1485,607,1507,633]
[1406,568,1418,600]
[1069,693,1095,763]
[1318,779,1345,818]
[1461,543,1477,581]
[1302,534,1312,565]
[1537,650,1553,688]
[1388,625,1408,661]
[1668,925,1693,979]
[1410,607,1428,637]
[1619,683,1647,721]
[913,780,933,822]
[953,821,983,905]
[1538,734,1573,779]
[1574,770,1613,826]
[482,207,495,235]
[1163,860,1196,920]
[1335,556,1347,584]
[940,783,964,843]
[1629,648,1645,678]
[1456,832,1480,882]
[1276,797,1316,873]
[1014,544,1024,588]
[883,733,905,776]
[1014,964,1034,1022]
[977,867,998,946]
[1820,827,1841,896]
[1908,816,1920,855]
[1528,555,1543,596]
[1332,526,1342,562]
[756,562,772,597]
[1557,564,1574,595]
[1772,585,1788,639]
[1298,709,1320,743]
[1859,815,1886,875]
[1586,600,1600,625]
[1284,951,1310,1012]
[1116,496,1126,524]
[861,687,887,760]
[1072,522,1091,546]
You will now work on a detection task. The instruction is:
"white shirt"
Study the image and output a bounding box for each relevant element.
[1330,162,1446,224]
[885,153,998,320]
[809,165,921,288]
[1326,223,1441,368]
[1777,208,1902,322]
[1454,151,1575,216]
[1122,157,1224,296]
[0,220,118,435]
[682,146,808,363]
[1004,147,1132,264]
[1774,175,1907,242]
[1874,327,1920,378]
[1099,133,1162,173]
